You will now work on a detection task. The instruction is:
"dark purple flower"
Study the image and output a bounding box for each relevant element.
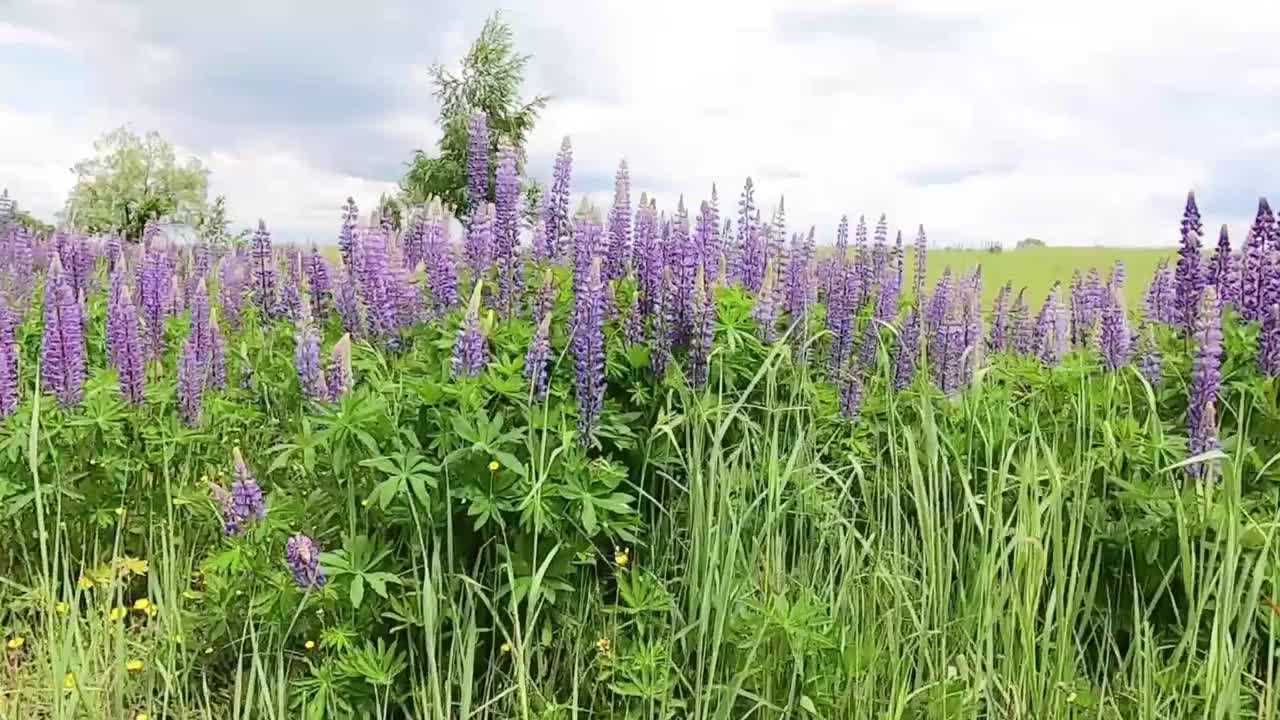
[573,255,606,444]
[295,319,328,402]
[634,200,661,319]
[493,143,522,317]
[1187,286,1222,480]
[605,160,632,282]
[1035,285,1067,367]
[689,270,715,388]
[651,268,673,378]
[831,215,850,293]
[853,216,870,310]
[286,534,326,591]
[40,253,86,408]
[525,312,552,401]
[1175,193,1205,332]
[176,333,203,426]
[1206,225,1232,300]
[768,199,788,310]
[359,229,397,343]
[785,226,815,320]
[838,364,864,420]
[335,266,364,338]
[0,299,19,417]
[871,213,889,280]
[667,198,698,347]
[1008,288,1032,356]
[1135,322,1163,389]
[222,448,267,536]
[452,282,489,379]
[894,308,920,390]
[1100,287,1132,371]
[305,245,332,319]
[338,197,359,270]
[251,220,277,317]
[827,265,858,379]
[990,282,1011,352]
[467,113,490,210]
[543,136,573,262]
[327,333,354,401]
[1241,198,1275,321]
[753,263,779,343]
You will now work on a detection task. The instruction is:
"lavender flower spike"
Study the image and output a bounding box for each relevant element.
[176,335,204,426]
[1187,286,1223,480]
[466,113,490,210]
[1099,287,1132,371]
[295,314,329,402]
[326,333,354,402]
[0,300,19,417]
[573,257,606,444]
[452,281,490,379]
[112,284,146,405]
[222,447,268,536]
[40,253,86,407]
[525,312,553,401]
[286,534,327,590]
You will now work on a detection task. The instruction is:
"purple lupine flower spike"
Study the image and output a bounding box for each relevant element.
[467,113,490,211]
[651,267,673,378]
[335,266,364,338]
[894,308,920,390]
[452,281,489,379]
[295,313,328,402]
[606,160,632,282]
[1135,322,1163,389]
[1100,287,1132,371]
[839,363,864,420]
[326,333,354,402]
[177,333,204,426]
[286,534,326,590]
[545,136,573,262]
[493,142,522,318]
[689,268,715,388]
[1241,198,1274,321]
[0,299,20,417]
[251,220,277,317]
[208,314,226,391]
[990,282,1011,352]
[1175,191,1205,332]
[140,247,170,360]
[573,256,606,445]
[306,245,332,319]
[1207,225,1231,299]
[40,253,86,408]
[753,263,778,343]
[737,178,763,291]
[222,448,267,536]
[525,312,553,401]
[423,201,459,317]
[1009,288,1031,356]
[219,255,244,332]
[1187,286,1222,480]
[465,203,494,281]
[339,197,359,270]
[112,283,146,405]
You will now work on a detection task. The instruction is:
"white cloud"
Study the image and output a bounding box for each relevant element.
[2,0,1278,248]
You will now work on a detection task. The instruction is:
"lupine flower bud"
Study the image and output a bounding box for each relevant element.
[1175,195,1205,332]
[326,333,354,402]
[545,136,573,262]
[335,267,364,338]
[753,262,778,343]
[423,204,459,317]
[176,334,203,426]
[305,245,332,319]
[737,179,763,291]
[111,283,146,405]
[465,203,494,280]
[286,534,326,590]
[605,160,632,282]
[295,315,328,402]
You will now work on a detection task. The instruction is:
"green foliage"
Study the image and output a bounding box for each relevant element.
[400,12,549,215]
[0,260,1278,720]
[63,127,210,242]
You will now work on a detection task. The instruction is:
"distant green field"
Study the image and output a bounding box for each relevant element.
[906,246,1174,307]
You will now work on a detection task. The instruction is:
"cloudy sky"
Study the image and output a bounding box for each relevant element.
[2,0,1278,247]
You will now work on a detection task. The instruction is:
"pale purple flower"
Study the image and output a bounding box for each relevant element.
[305,245,332,319]
[573,256,606,444]
[110,281,145,405]
[894,308,920,390]
[176,334,203,426]
[605,160,632,282]
[736,178,764,291]
[339,197,359,270]
[251,220,277,318]
[295,319,328,402]
[544,136,573,262]
[1136,322,1163,389]
[286,534,326,590]
[493,143,522,317]
[0,299,19,417]
[525,312,552,401]
[326,333,354,401]
[1100,288,1132,371]
[467,113,490,211]
[223,448,267,536]
[1188,286,1222,480]
[465,203,494,280]
[452,282,489,379]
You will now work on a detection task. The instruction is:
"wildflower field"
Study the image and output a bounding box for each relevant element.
[2,119,1280,720]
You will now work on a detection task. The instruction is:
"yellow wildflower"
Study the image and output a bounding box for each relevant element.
[146,606,158,618]
[304,640,316,651]
[488,460,500,472]
[110,607,127,622]
[63,672,76,689]
[132,598,151,612]
[614,547,630,568]
[125,658,145,673]
[500,641,511,654]
[136,714,151,720]
[55,601,69,615]
[595,637,611,655]
[6,636,24,651]
[77,576,94,590]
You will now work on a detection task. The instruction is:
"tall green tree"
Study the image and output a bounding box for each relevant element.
[401,12,548,216]
[64,127,210,242]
